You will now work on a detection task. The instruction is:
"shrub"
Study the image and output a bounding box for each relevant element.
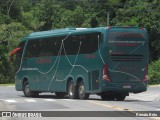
[148,59,160,85]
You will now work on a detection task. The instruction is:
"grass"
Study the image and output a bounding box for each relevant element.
[149,84,160,87]
[0,83,15,86]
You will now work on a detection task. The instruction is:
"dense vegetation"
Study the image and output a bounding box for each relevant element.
[0,0,160,84]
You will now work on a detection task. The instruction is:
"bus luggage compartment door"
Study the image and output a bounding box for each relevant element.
[89,70,99,91]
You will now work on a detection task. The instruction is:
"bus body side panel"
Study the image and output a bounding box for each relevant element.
[74,53,103,93]
[32,56,55,92]
[49,51,103,93]
[49,55,74,92]
[15,72,24,91]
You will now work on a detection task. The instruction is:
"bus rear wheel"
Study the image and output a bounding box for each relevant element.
[115,94,126,101]
[68,81,78,99]
[101,93,115,101]
[78,81,89,99]
[55,92,67,98]
[23,81,39,97]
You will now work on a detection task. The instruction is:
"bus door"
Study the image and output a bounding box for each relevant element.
[107,28,148,84]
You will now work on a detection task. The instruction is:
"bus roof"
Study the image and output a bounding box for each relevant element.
[21,26,146,41]
[21,27,106,41]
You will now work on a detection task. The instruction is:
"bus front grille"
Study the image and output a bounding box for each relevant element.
[111,54,143,61]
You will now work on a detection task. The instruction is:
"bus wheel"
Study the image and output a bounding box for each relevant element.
[78,81,89,99]
[101,93,115,101]
[55,92,67,98]
[23,81,38,97]
[68,81,78,99]
[115,94,126,101]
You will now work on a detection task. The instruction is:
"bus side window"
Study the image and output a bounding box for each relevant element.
[45,39,53,56]
[38,39,46,57]
[52,40,58,56]
[63,36,80,55]
[25,40,37,58]
[54,39,61,56]
[80,33,100,54]
[46,37,63,56]
[48,39,56,56]
[79,35,87,54]
[89,33,99,52]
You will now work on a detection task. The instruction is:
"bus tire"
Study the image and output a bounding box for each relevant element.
[55,92,67,98]
[115,94,126,101]
[23,81,39,97]
[78,81,89,100]
[101,93,115,101]
[68,81,78,99]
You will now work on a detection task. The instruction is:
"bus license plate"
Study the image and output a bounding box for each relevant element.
[123,85,131,88]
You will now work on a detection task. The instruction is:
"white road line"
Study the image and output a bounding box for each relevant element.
[6,86,14,87]
[130,94,159,99]
[43,99,56,102]
[128,92,160,101]
[62,99,76,101]
[5,100,17,103]
[24,99,37,102]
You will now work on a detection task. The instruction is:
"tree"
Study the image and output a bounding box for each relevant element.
[0,22,31,83]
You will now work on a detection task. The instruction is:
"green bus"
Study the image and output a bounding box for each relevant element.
[13,26,148,101]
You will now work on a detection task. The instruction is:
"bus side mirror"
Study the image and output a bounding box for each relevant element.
[10,47,21,62]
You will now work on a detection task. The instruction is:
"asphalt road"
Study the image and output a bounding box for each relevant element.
[0,86,160,120]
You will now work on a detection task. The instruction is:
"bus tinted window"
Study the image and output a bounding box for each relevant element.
[63,32,100,55]
[25,32,100,58]
[41,37,64,57]
[80,33,100,54]
[109,32,145,43]
[25,40,38,58]
[63,36,80,55]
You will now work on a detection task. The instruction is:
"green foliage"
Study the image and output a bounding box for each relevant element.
[20,11,42,30]
[0,22,31,84]
[0,53,14,84]
[148,59,160,85]
[0,22,31,49]
[0,12,12,24]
